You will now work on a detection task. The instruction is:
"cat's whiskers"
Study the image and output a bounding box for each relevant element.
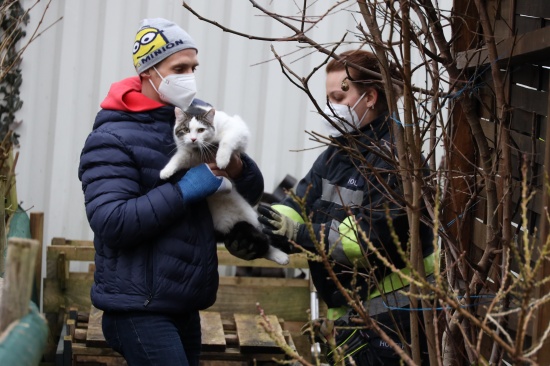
[198,143,216,163]
[166,144,180,156]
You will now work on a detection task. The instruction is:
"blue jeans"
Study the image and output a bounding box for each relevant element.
[101,310,201,366]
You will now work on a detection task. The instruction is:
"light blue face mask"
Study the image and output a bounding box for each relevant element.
[321,92,368,136]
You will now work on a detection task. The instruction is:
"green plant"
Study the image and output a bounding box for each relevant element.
[0,0,29,148]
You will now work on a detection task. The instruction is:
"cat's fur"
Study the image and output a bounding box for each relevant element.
[160,103,289,266]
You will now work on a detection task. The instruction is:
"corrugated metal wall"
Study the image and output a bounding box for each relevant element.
[14,1,358,249]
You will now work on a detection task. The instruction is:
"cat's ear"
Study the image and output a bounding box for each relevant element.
[205,108,216,124]
[175,107,184,120]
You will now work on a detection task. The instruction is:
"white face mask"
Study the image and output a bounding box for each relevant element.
[149,67,197,111]
[321,92,368,137]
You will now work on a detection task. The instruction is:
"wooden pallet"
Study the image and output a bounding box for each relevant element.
[45,238,318,364]
[58,305,296,366]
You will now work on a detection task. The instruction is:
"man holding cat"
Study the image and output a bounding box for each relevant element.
[78,18,265,366]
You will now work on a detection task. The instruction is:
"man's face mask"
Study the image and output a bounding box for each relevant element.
[321,92,368,137]
[149,67,197,111]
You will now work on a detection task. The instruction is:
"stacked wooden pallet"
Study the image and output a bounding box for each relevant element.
[57,305,296,366]
[44,238,318,364]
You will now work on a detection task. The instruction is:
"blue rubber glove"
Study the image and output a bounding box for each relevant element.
[177,163,231,204]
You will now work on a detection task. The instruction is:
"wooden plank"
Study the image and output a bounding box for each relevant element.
[46,245,95,262]
[509,128,546,166]
[497,0,512,40]
[43,273,94,313]
[516,2,550,19]
[456,27,550,69]
[74,328,87,342]
[471,218,487,251]
[73,354,127,366]
[63,335,72,366]
[66,319,76,339]
[199,347,283,362]
[510,84,549,116]
[73,308,290,362]
[55,320,68,366]
[82,307,242,353]
[51,237,94,247]
[46,245,95,283]
[46,241,307,270]
[478,119,545,166]
[199,362,246,366]
[494,19,511,43]
[510,184,543,220]
[515,15,544,35]
[511,64,550,90]
[200,311,227,352]
[71,342,121,357]
[210,276,311,322]
[479,118,496,145]
[479,74,496,121]
[510,156,541,191]
[0,238,40,331]
[30,212,44,306]
[510,108,546,140]
[217,245,309,269]
[234,313,284,354]
[86,305,105,348]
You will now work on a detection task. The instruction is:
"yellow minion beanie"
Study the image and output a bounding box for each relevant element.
[133,18,197,73]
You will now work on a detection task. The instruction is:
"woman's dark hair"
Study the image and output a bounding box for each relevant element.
[326,49,403,111]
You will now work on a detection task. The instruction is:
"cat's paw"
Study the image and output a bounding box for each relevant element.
[160,167,175,180]
[216,177,233,194]
[265,246,290,265]
[215,153,231,170]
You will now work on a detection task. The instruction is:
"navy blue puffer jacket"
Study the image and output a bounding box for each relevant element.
[78,80,264,314]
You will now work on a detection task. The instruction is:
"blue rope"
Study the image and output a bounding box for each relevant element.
[393,60,494,127]
[446,200,480,227]
[383,294,497,311]
[391,111,415,127]
[447,63,493,100]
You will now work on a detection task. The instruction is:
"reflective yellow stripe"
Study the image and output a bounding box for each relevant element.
[271,204,304,224]
[338,216,362,261]
[327,253,436,318]
[327,306,348,320]
[368,253,435,299]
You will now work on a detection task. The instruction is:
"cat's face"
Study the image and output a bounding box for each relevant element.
[174,107,216,150]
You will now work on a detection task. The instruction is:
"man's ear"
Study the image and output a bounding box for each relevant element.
[140,69,152,80]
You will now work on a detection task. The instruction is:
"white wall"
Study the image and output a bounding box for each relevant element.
[14,0,358,255]
[14,1,450,279]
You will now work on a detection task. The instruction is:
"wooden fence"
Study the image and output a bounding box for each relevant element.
[454,0,550,362]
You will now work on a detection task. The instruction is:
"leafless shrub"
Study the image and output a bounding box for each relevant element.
[184,1,550,364]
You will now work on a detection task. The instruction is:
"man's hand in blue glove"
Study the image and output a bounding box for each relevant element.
[177,163,232,204]
[257,204,301,254]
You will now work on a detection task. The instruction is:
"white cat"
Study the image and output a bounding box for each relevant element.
[160,102,289,266]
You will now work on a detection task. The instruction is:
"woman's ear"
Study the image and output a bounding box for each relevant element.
[365,87,379,109]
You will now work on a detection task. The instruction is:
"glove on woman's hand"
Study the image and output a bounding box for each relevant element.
[258,204,300,241]
[257,204,301,254]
